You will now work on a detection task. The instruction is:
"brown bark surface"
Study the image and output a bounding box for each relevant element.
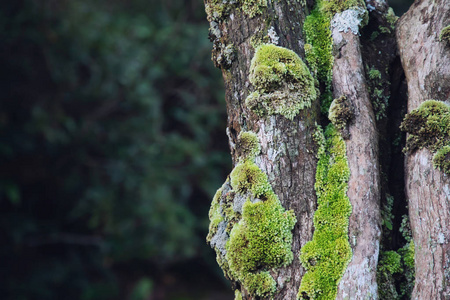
[397,0,450,298]
[332,28,381,300]
[206,1,319,298]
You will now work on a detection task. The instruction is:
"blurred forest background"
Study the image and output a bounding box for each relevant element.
[0,0,413,299]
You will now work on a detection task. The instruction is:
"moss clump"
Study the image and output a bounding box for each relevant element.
[246,44,317,120]
[206,187,225,242]
[368,68,382,80]
[230,160,272,197]
[433,145,450,174]
[209,134,297,297]
[237,131,260,161]
[319,0,366,19]
[303,9,333,114]
[234,289,243,300]
[243,271,277,298]
[328,95,353,138]
[227,192,296,296]
[241,0,267,18]
[401,100,450,152]
[205,0,267,22]
[439,25,450,44]
[400,100,450,174]
[377,251,403,299]
[298,124,352,300]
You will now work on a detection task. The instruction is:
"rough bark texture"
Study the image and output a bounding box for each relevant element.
[332,25,381,300]
[205,1,319,298]
[207,0,450,298]
[397,0,450,298]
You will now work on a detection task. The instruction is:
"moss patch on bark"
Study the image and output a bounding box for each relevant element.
[245,44,317,120]
[298,124,352,300]
[400,100,450,175]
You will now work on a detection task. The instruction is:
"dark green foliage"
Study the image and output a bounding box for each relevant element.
[0,0,228,299]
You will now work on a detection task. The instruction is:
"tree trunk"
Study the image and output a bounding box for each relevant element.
[397,0,450,298]
[206,0,450,298]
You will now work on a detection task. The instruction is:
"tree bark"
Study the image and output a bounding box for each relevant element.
[397,0,450,298]
[206,0,450,298]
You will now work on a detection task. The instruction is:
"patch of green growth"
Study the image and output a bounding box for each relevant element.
[241,0,268,18]
[400,100,450,174]
[303,9,333,113]
[318,0,366,18]
[234,289,243,300]
[379,251,403,274]
[377,215,414,299]
[368,68,381,80]
[298,124,352,300]
[365,65,389,120]
[210,134,296,297]
[246,44,317,120]
[205,0,233,21]
[386,7,398,30]
[433,145,450,174]
[237,131,261,161]
[381,194,394,231]
[207,187,225,242]
[377,250,403,299]
[205,0,267,22]
[379,26,391,34]
[227,192,296,297]
[328,95,353,138]
[398,217,415,298]
[370,31,380,40]
[230,160,272,197]
[243,271,277,298]
[439,25,450,44]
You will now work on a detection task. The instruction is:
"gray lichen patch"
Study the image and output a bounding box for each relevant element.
[245,44,317,120]
[331,7,368,35]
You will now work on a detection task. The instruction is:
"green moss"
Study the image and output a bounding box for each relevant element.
[318,0,365,18]
[243,271,277,298]
[439,25,450,44]
[209,134,297,297]
[230,160,272,197]
[379,251,403,274]
[237,131,260,161]
[234,289,243,300]
[205,0,232,21]
[328,95,353,135]
[298,124,352,300]
[377,251,403,299]
[246,44,316,120]
[386,7,398,30]
[205,0,267,22]
[207,187,225,242]
[241,0,267,18]
[303,9,333,114]
[227,192,296,295]
[368,68,381,80]
[433,145,450,174]
[400,100,450,174]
